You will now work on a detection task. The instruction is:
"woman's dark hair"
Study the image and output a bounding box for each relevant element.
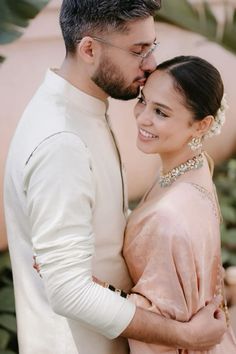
[60,0,161,54]
[156,56,224,121]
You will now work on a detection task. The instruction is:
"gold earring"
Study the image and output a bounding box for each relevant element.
[188,137,202,151]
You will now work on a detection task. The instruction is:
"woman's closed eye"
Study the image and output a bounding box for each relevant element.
[137,96,146,105]
[155,108,168,118]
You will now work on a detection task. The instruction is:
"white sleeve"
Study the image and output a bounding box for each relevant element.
[23,132,135,339]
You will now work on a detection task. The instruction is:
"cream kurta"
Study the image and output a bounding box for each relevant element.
[4,70,135,354]
[124,175,236,353]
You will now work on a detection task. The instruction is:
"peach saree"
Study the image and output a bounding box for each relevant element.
[124,181,236,354]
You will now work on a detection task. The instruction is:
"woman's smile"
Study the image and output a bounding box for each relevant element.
[139,127,159,140]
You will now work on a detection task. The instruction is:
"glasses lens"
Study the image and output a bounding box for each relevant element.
[142,42,157,60]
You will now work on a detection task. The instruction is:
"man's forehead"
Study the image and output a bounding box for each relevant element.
[111,17,156,45]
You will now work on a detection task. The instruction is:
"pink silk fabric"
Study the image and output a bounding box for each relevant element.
[124,182,236,353]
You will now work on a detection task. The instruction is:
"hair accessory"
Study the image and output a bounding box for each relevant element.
[159,153,204,188]
[188,137,202,151]
[204,93,228,139]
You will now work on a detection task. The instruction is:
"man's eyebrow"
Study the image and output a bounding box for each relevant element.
[132,38,157,46]
[141,89,172,111]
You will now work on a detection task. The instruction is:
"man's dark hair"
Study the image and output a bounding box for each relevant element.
[60,0,161,54]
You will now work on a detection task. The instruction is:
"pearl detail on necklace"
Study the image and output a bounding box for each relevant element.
[159,153,204,188]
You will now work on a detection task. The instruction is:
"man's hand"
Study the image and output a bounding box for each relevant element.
[180,296,227,350]
[120,294,227,350]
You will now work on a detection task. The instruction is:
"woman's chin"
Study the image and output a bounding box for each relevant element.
[136,140,158,155]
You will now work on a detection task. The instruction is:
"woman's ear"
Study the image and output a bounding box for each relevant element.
[77,36,97,64]
[194,115,214,137]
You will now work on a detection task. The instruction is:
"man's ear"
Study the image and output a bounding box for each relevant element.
[194,115,214,137]
[77,36,97,64]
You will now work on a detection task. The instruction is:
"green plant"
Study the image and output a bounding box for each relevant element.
[0,251,17,353]
[156,0,236,55]
[214,157,236,267]
[0,0,50,62]
[1,2,51,351]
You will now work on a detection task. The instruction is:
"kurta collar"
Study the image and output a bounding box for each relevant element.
[44,69,109,117]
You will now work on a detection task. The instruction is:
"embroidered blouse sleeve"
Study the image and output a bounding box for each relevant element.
[23,132,135,339]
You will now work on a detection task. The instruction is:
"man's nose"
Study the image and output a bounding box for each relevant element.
[140,53,157,73]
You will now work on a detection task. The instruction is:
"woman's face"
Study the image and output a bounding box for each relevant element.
[135,70,197,156]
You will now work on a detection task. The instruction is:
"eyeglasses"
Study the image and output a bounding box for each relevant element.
[91,36,159,65]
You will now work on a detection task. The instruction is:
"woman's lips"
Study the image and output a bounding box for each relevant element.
[139,128,159,140]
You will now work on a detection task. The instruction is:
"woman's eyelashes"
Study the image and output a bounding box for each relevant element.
[155,108,168,118]
[137,96,146,105]
[137,96,169,118]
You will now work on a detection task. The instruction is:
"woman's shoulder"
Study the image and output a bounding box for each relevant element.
[161,181,213,209]
[126,193,188,242]
[127,182,214,236]
[156,182,201,210]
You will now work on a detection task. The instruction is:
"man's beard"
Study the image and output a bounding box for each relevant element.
[92,55,144,100]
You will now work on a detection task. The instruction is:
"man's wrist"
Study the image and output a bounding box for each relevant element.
[172,321,192,349]
[104,282,130,299]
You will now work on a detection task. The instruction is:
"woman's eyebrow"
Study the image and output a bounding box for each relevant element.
[141,89,172,111]
[153,102,172,111]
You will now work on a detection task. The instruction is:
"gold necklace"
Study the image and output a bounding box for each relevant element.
[159,153,204,188]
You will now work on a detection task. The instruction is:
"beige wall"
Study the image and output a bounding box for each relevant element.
[1,0,236,249]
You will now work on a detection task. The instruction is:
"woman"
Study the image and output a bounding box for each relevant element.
[122,56,236,353]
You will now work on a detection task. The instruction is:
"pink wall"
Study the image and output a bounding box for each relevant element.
[1,0,236,249]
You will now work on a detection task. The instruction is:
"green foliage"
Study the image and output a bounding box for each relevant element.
[214,157,236,267]
[157,0,236,55]
[0,0,50,61]
[0,252,17,354]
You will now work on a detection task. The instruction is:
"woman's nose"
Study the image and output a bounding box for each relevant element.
[136,108,153,126]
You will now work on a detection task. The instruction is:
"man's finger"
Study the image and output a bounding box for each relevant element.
[206,295,223,310]
[214,308,225,320]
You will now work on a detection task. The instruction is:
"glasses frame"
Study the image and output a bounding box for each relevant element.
[91,36,159,64]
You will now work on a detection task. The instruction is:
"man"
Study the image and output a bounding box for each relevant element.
[4,1,227,353]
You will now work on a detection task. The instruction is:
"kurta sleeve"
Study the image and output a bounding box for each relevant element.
[23,132,135,339]
[126,209,200,322]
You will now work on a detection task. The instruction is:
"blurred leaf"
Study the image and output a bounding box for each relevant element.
[0,288,15,313]
[221,247,231,264]
[0,328,10,350]
[226,252,236,266]
[0,315,16,333]
[0,0,50,45]
[156,0,236,55]
[156,0,216,36]
[221,204,236,223]
[0,277,13,288]
[215,156,236,267]
[221,229,236,247]
[0,253,11,273]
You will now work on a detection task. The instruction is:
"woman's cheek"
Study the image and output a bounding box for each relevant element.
[134,103,144,120]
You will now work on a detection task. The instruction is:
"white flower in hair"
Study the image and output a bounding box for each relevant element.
[204,93,228,139]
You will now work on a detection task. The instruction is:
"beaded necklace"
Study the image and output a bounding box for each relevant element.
[159,153,204,188]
